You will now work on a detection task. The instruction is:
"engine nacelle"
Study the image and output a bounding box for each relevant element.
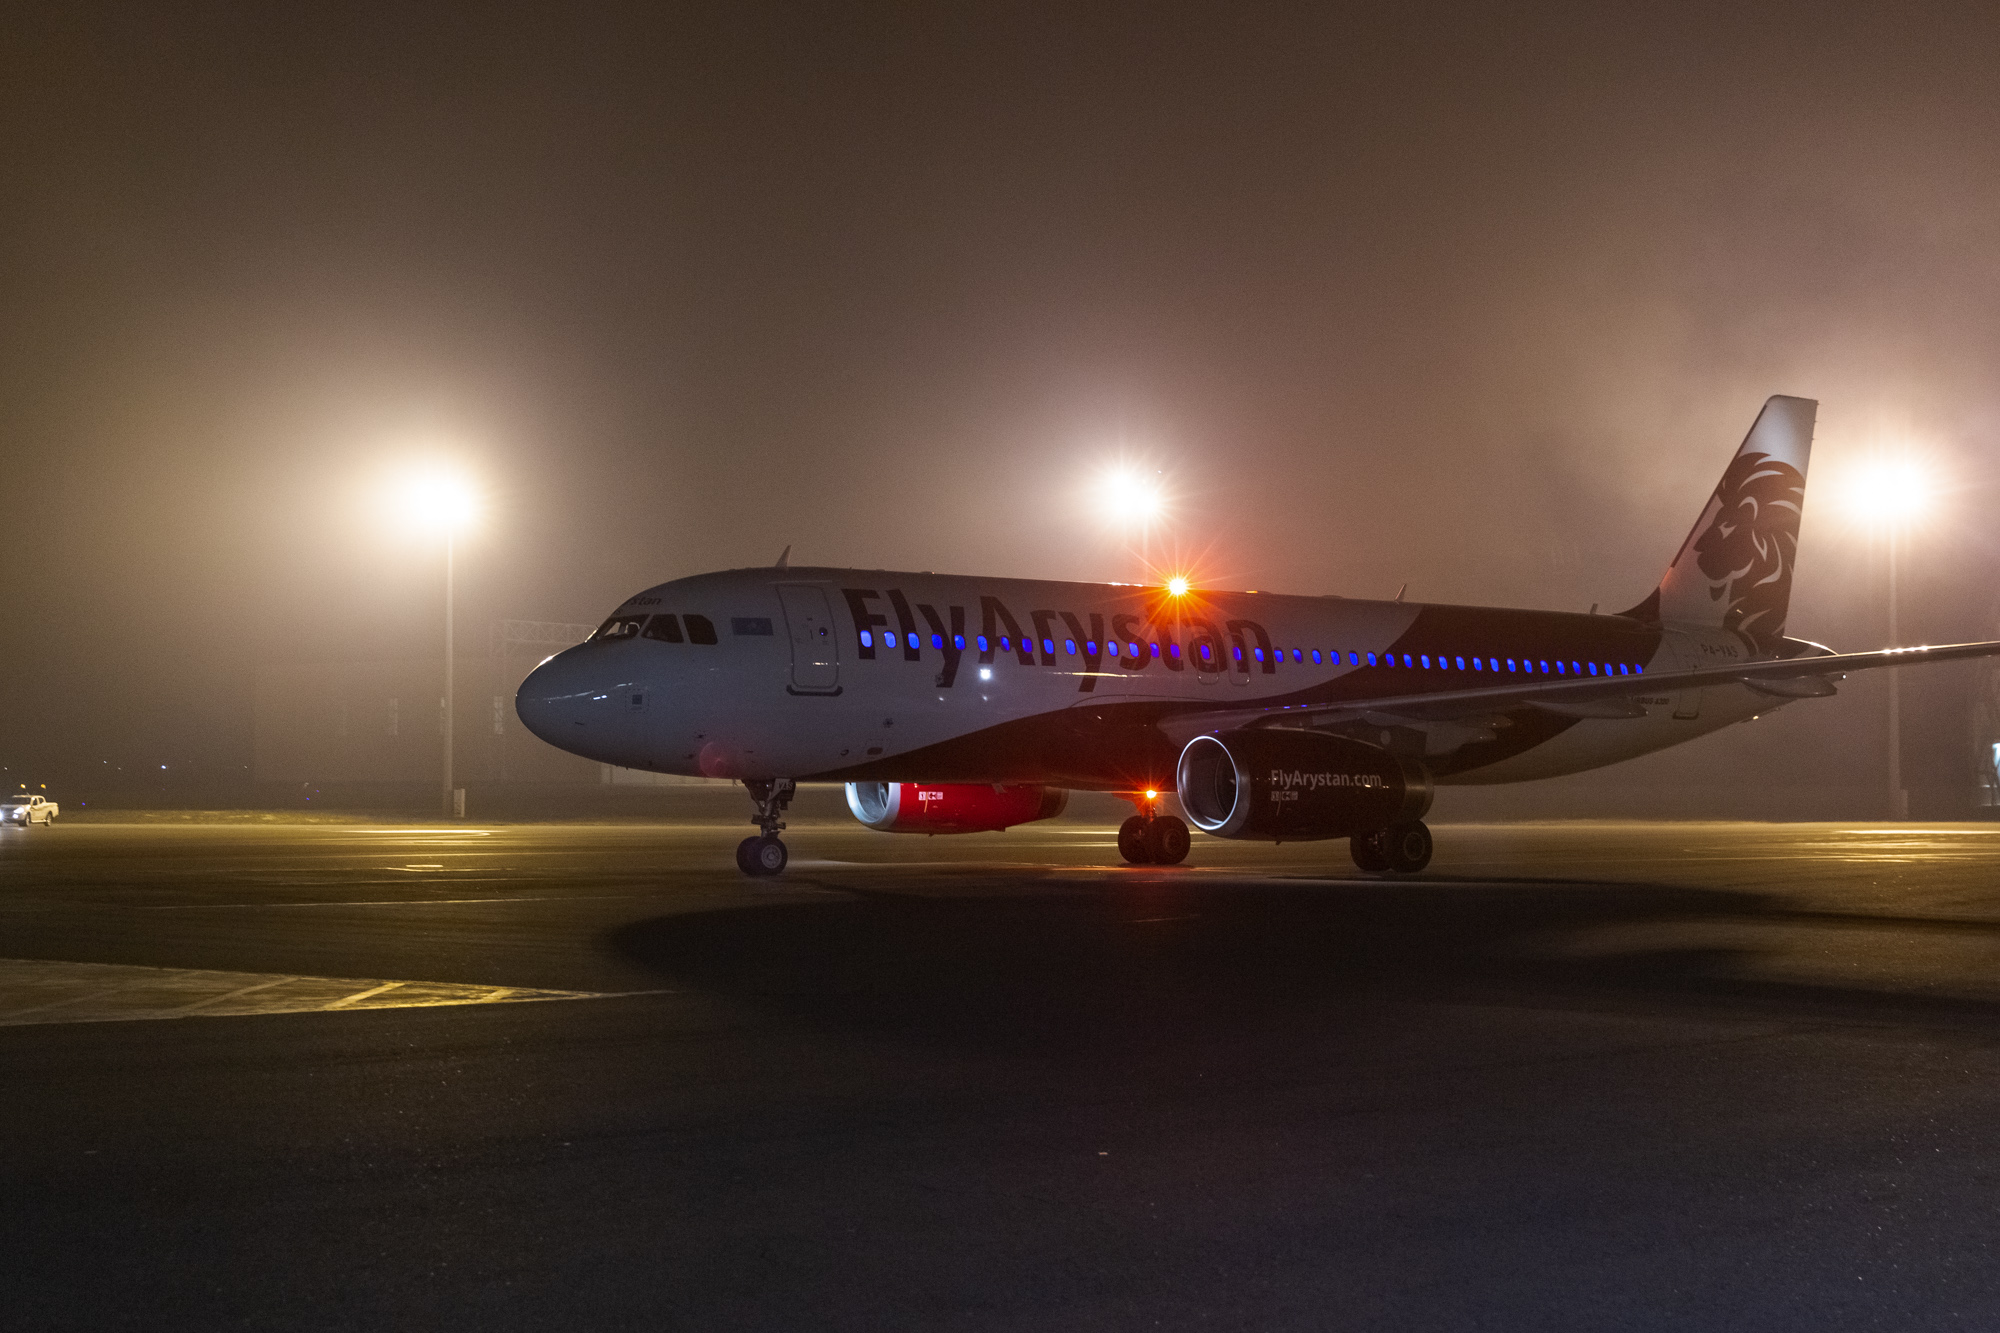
[1175,730,1431,841]
[845,782,1070,834]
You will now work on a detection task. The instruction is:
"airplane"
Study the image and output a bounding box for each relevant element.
[516,396,2000,877]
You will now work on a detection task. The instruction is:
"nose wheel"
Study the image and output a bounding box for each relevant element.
[736,834,789,876]
[737,779,796,877]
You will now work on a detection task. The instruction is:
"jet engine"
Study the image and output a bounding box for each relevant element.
[1175,730,1431,841]
[845,782,1070,834]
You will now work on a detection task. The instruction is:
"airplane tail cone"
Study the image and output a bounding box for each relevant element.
[1620,395,1816,651]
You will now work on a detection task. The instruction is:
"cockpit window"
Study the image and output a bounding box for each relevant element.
[684,614,718,645]
[642,614,684,643]
[591,616,645,642]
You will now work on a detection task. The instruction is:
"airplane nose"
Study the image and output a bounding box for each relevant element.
[515,646,606,748]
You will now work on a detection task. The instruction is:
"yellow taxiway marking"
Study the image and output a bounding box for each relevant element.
[0,958,649,1027]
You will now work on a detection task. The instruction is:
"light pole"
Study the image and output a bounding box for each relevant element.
[1845,458,1931,821]
[444,528,456,818]
[1888,522,1903,820]
[394,467,477,818]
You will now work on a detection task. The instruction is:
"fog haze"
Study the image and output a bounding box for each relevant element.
[5,3,1997,805]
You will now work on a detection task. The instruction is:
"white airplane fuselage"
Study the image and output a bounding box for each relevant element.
[516,567,1773,791]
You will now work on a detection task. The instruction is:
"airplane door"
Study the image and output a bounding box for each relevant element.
[777,584,841,695]
[1663,630,1702,720]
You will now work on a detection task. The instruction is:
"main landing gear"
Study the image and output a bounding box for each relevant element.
[1350,820,1433,874]
[1117,802,1192,866]
[736,778,796,877]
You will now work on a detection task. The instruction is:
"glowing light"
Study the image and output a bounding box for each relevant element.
[1838,456,1934,528]
[1144,789,1159,801]
[1096,466,1166,527]
[1166,576,1190,597]
[391,466,479,535]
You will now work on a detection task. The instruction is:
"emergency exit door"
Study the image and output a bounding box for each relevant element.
[776,584,841,694]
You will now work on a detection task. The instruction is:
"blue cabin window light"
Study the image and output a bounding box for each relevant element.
[977,635,989,652]
[953,634,966,650]
[1042,638,1055,655]
[1312,650,1323,664]
[1254,648,1265,662]
[931,634,943,649]
[1065,639,1077,655]
[859,631,873,648]
[908,633,920,650]
[999,636,1011,651]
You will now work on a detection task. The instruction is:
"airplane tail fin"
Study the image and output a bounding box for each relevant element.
[1619,395,1816,651]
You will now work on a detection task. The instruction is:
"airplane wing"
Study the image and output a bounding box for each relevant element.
[1163,639,2000,735]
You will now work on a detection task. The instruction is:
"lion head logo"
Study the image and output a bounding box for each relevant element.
[1693,451,1806,650]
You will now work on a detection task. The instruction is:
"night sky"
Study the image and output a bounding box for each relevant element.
[5,3,1998,803]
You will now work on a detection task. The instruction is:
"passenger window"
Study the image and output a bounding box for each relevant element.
[999,636,1011,651]
[1312,650,1323,664]
[860,631,874,648]
[1539,660,1550,674]
[1108,642,1120,657]
[977,635,990,652]
[1042,638,1055,655]
[642,615,683,643]
[684,614,718,645]
[1065,639,1077,655]
[953,634,966,650]
[1455,655,1466,670]
[1293,649,1303,663]
[931,634,944,649]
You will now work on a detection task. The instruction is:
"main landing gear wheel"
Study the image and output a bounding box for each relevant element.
[736,834,788,877]
[1352,821,1433,874]
[1117,816,1153,864]
[1145,814,1191,865]
[1118,812,1192,866]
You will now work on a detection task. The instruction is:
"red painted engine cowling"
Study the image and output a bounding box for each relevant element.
[845,782,1070,834]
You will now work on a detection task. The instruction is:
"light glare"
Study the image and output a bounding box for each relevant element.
[1098,466,1165,527]
[1166,576,1190,597]
[393,467,479,535]
[1838,456,1934,529]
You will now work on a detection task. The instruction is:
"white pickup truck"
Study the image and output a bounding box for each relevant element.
[2,794,58,826]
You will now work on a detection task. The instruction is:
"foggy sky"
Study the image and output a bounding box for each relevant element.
[5,2,1999,802]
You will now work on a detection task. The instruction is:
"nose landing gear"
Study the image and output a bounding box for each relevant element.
[736,778,796,877]
[1117,795,1192,866]
[1350,820,1433,874]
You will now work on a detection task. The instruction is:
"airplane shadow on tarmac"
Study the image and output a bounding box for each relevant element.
[607,874,2000,1052]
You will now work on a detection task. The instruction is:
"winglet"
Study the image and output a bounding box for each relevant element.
[775,545,791,570]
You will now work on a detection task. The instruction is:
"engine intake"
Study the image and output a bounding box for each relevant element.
[1175,730,1431,841]
[845,782,1069,834]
